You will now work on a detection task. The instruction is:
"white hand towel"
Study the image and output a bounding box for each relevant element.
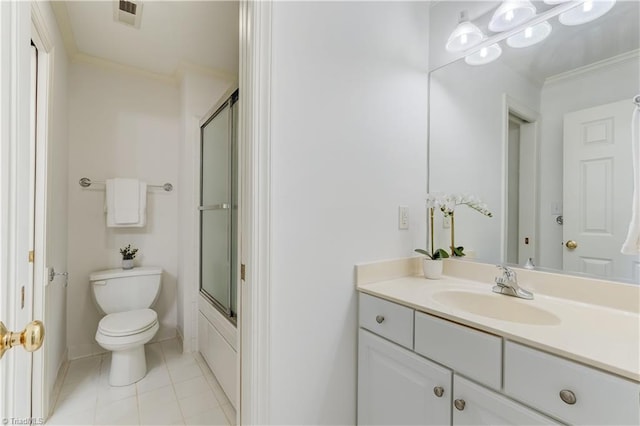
[105,178,147,227]
[621,105,640,255]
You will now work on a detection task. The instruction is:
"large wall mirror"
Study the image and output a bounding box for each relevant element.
[428,1,639,283]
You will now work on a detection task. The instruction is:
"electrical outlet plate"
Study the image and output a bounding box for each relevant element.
[398,206,409,230]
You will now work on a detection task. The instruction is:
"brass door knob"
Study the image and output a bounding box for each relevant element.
[0,320,45,359]
[565,240,578,250]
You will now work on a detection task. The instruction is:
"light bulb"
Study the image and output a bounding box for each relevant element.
[524,27,533,38]
[461,33,468,45]
[583,1,593,12]
[480,48,488,58]
[505,9,514,21]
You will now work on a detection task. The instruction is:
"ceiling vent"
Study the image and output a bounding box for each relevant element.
[114,0,143,29]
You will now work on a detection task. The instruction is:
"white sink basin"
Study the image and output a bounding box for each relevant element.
[432,290,561,326]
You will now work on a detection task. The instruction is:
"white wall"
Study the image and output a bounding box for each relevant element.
[35,0,69,406]
[177,69,234,351]
[66,62,181,359]
[268,2,430,423]
[538,56,640,269]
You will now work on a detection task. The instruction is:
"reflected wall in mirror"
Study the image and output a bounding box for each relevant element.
[429,1,640,283]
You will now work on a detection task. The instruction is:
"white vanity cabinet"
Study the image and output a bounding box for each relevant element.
[358,293,558,425]
[504,341,640,425]
[452,375,558,425]
[358,329,451,425]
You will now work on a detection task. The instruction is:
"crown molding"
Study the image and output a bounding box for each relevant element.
[72,52,179,86]
[175,62,237,84]
[50,1,78,58]
[544,49,640,86]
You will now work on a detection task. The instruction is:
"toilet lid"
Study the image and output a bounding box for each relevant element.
[99,309,157,337]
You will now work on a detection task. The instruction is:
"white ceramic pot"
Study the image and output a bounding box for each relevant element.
[122,259,134,270]
[422,259,443,280]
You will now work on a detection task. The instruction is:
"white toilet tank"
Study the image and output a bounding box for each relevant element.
[90,267,162,314]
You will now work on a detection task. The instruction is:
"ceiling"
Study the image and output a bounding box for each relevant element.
[53,1,239,80]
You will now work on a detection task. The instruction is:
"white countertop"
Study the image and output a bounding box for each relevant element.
[356,264,640,383]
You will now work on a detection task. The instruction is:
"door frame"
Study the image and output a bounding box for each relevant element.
[501,94,540,265]
[238,0,273,424]
[30,1,54,420]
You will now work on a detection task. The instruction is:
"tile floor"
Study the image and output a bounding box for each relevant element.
[46,339,235,426]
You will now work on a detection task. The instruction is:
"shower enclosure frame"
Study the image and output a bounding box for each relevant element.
[199,88,239,324]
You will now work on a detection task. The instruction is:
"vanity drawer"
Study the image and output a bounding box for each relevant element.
[359,293,414,349]
[504,341,640,425]
[414,312,502,390]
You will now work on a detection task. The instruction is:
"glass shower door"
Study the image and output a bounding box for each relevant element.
[200,101,233,316]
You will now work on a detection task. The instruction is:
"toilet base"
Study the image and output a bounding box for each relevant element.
[109,345,147,386]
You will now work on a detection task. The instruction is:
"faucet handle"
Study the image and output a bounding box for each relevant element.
[495,265,516,282]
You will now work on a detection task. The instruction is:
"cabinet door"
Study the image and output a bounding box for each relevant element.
[452,375,559,425]
[358,329,451,425]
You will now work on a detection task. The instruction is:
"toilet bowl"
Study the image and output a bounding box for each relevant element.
[90,267,162,386]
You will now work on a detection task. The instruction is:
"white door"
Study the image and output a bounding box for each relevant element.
[563,100,635,280]
[357,329,451,425]
[452,375,557,425]
[0,1,41,421]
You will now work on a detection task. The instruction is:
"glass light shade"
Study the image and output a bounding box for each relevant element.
[489,0,537,32]
[506,21,552,48]
[543,0,570,4]
[445,21,484,52]
[559,0,616,26]
[465,44,503,66]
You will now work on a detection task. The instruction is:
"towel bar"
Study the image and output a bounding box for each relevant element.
[79,177,173,192]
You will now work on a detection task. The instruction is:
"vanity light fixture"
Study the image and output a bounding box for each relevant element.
[559,0,616,26]
[465,43,502,66]
[488,0,537,32]
[446,11,485,53]
[506,21,552,48]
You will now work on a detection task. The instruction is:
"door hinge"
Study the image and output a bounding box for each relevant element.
[240,264,246,281]
[28,250,34,263]
[21,286,25,309]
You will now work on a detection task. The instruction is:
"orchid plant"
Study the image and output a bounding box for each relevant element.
[427,193,493,218]
[423,193,493,257]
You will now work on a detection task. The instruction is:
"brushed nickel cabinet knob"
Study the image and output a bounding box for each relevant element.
[433,386,444,397]
[375,315,384,324]
[559,389,577,405]
[454,399,466,411]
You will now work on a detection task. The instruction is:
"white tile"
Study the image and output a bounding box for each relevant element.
[138,385,183,425]
[178,390,218,418]
[160,338,182,360]
[183,405,229,426]
[173,376,211,401]
[97,380,137,406]
[46,406,95,425]
[54,387,98,417]
[136,364,172,395]
[168,359,203,384]
[59,373,100,400]
[94,395,139,425]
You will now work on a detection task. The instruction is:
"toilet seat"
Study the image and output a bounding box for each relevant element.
[98,308,157,337]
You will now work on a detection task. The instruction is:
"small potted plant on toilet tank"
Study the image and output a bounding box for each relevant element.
[119,244,138,270]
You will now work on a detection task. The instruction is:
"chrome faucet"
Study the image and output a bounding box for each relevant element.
[493,265,533,300]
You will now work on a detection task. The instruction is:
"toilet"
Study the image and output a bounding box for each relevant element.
[90,266,162,386]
